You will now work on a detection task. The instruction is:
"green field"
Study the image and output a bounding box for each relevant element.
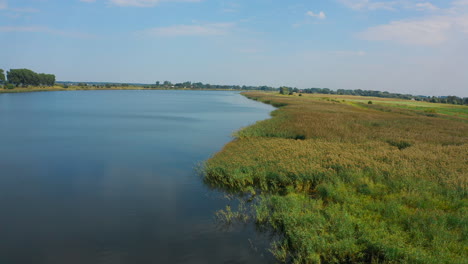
[204,92,468,264]
[295,93,468,120]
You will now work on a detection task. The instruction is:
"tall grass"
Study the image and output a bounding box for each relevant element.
[204,92,468,263]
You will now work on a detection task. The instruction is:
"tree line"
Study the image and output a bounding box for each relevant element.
[143,81,277,91]
[279,86,468,105]
[1,69,465,105]
[0,68,56,87]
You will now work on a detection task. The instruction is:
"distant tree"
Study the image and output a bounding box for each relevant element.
[0,69,5,84]
[279,86,290,95]
[47,74,55,86]
[6,69,54,87]
[155,81,160,86]
[38,73,55,86]
[7,69,34,86]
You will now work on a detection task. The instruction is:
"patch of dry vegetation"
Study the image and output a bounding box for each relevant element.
[204,92,468,264]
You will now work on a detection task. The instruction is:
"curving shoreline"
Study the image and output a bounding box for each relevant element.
[0,86,244,94]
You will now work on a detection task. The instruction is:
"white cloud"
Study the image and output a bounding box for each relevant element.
[358,1,468,45]
[306,11,326,19]
[109,0,201,7]
[79,0,201,7]
[338,0,397,11]
[338,0,441,12]
[414,2,439,11]
[452,0,468,6]
[0,26,94,38]
[332,50,367,56]
[10,7,40,12]
[359,17,452,45]
[138,23,234,37]
[0,1,39,14]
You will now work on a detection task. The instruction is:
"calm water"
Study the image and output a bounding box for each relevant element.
[0,90,275,264]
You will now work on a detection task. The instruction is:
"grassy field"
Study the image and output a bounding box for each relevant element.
[204,92,468,264]
[295,93,468,120]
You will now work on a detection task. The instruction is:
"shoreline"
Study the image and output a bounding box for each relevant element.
[0,86,258,94]
[204,91,468,263]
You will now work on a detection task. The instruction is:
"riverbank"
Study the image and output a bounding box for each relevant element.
[204,92,467,263]
[0,86,245,94]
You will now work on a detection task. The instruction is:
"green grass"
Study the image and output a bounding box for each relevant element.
[203,92,468,264]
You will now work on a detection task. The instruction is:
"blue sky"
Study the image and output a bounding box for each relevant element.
[1,0,467,96]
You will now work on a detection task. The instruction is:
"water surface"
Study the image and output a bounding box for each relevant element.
[0,90,275,264]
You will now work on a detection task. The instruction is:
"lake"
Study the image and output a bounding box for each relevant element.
[0,90,275,264]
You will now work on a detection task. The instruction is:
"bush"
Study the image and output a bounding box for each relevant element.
[368,101,373,104]
[5,83,15,89]
[424,108,437,113]
[387,140,412,150]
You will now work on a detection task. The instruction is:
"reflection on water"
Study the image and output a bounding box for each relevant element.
[0,90,275,264]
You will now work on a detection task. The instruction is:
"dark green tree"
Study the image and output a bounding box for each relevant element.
[6,69,50,86]
[0,69,5,84]
[279,86,290,95]
[38,73,55,86]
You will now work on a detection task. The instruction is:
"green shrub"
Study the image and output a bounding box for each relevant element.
[387,140,412,150]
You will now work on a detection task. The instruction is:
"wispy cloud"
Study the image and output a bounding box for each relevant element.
[414,2,439,11]
[453,0,468,6]
[358,1,468,45]
[0,26,95,38]
[81,0,202,7]
[358,0,468,46]
[359,17,452,45]
[338,0,440,12]
[10,7,40,13]
[0,1,40,16]
[138,23,235,37]
[338,0,397,11]
[331,50,366,56]
[306,11,326,19]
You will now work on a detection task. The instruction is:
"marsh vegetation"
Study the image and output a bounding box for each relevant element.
[204,92,468,264]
